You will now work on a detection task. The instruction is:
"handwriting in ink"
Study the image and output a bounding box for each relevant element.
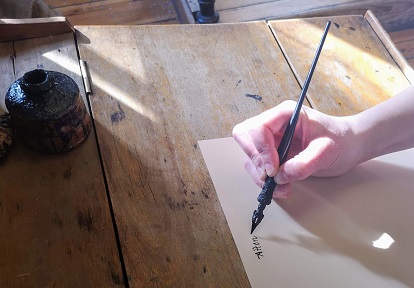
[252,236,264,259]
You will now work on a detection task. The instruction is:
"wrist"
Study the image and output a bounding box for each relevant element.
[348,108,396,164]
[342,114,373,166]
[348,86,414,162]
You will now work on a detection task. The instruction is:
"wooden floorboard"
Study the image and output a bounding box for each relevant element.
[389,29,414,68]
[45,0,105,9]
[7,0,411,76]
[44,0,179,25]
[186,0,414,32]
[185,0,414,68]
[18,0,414,71]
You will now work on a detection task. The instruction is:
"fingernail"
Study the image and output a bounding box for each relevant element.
[264,162,275,176]
[275,170,289,184]
[274,173,282,184]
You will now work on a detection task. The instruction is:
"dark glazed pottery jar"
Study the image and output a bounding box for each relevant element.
[5,69,91,154]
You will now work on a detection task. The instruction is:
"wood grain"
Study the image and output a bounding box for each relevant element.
[0,17,73,43]
[188,0,414,33]
[172,0,195,24]
[0,33,124,287]
[76,22,303,287]
[365,10,414,84]
[269,15,412,116]
[389,28,414,68]
[54,0,177,25]
[44,0,113,9]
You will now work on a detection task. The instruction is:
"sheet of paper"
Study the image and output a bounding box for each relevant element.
[199,137,414,288]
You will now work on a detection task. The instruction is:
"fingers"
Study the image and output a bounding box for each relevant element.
[233,101,297,177]
[251,100,298,135]
[244,157,266,187]
[234,101,331,200]
[248,123,279,176]
[233,100,349,201]
[275,138,336,184]
[232,121,259,160]
[245,156,291,199]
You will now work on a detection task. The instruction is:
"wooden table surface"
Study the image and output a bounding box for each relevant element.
[0,13,412,287]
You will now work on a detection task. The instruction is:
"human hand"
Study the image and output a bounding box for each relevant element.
[232,100,360,199]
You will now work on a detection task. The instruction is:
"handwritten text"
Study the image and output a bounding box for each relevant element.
[252,236,264,259]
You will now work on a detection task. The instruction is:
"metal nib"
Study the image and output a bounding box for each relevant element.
[250,220,258,234]
[250,206,264,234]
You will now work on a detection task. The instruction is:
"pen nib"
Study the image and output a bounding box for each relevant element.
[250,206,264,234]
[250,221,258,234]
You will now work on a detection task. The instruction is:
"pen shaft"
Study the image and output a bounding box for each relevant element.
[277,20,331,165]
[255,21,331,210]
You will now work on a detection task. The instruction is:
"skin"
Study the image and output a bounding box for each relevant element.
[232,85,414,199]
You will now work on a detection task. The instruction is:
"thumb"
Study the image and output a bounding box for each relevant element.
[248,125,279,177]
[275,138,336,184]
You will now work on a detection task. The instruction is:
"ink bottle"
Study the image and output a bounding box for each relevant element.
[5,69,91,154]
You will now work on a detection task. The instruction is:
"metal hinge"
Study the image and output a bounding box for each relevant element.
[79,59,92,95]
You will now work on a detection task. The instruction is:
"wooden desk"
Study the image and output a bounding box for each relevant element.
[0,12,412,287]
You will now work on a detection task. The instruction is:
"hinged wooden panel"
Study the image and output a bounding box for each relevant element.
[269,15,412,116]
[365,11,414,82]
[0,32,124,287]
[0,17,73,43]
[76,22,303,287]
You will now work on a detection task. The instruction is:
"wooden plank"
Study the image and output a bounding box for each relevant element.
[365,10,414,84]
[172,0,195,24]
[389,28,414,68]
[55,0,177,25]
[0,33,124,287]
[269,15,412,116]
[205,0,414,33]
[76,22,303,287]
[44,0,111,9]
[0,17,73,43]
[153,18,180,25]
[0,42,14,113]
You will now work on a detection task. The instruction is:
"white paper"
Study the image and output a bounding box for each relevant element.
[199,137,414,288]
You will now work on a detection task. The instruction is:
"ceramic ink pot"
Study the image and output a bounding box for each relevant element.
[5,69,91,154]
